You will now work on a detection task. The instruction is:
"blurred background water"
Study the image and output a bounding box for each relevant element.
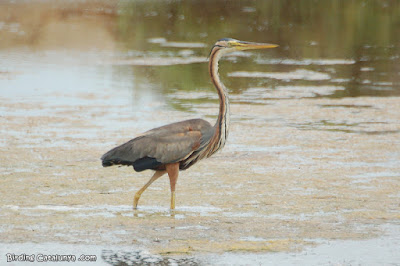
[0,0,399,113]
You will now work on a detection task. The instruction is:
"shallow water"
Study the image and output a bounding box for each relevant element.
[1,0,400,265]
[1,223,399,265]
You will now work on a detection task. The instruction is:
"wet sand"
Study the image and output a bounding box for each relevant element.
[1,0,400,264]
[1,73,400,263]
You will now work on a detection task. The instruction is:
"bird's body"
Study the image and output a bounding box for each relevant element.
[102,118,214,171]
[101,38,278,209]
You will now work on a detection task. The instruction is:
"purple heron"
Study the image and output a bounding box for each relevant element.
[101,38,278,209]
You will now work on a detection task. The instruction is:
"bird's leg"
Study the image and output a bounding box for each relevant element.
[166,163,180,210]
[133,170,166,209]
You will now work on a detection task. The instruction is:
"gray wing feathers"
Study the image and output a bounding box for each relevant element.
[101,119,213,165]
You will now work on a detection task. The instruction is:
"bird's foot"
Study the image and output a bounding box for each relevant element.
[133,193,141,210]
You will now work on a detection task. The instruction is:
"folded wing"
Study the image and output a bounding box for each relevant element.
[101,119,213,172]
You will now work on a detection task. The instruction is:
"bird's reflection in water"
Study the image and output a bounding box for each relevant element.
[131,207,183,220]
[101,249,199,265]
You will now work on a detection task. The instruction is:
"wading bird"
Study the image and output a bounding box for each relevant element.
[101,38,278,209]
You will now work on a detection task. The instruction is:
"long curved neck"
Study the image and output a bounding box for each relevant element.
[208,47,230,152]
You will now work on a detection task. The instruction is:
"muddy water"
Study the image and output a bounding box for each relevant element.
[1,0,400,265]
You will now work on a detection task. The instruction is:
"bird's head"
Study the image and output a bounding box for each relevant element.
[213,38,278,53]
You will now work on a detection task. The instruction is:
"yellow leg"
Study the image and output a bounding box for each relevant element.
[166,163,179,210]
[133,170,166,209]
[171,191,176,210]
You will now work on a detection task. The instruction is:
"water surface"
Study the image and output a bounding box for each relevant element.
[1,0,400,265]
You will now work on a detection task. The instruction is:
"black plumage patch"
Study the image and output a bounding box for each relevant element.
[132,157,162,172]
[102,156,162,172]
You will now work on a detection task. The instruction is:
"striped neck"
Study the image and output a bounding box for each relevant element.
[208,46,230,153]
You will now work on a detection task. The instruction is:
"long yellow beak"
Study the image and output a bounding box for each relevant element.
[233,40,278,50]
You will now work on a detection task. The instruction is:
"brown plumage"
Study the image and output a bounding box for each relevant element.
[102,119,213,171]
[101,38,278,209]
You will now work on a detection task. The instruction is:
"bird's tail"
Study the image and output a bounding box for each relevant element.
[101,153,132,167]
[101,144,133,167]
[101,145,161,172]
